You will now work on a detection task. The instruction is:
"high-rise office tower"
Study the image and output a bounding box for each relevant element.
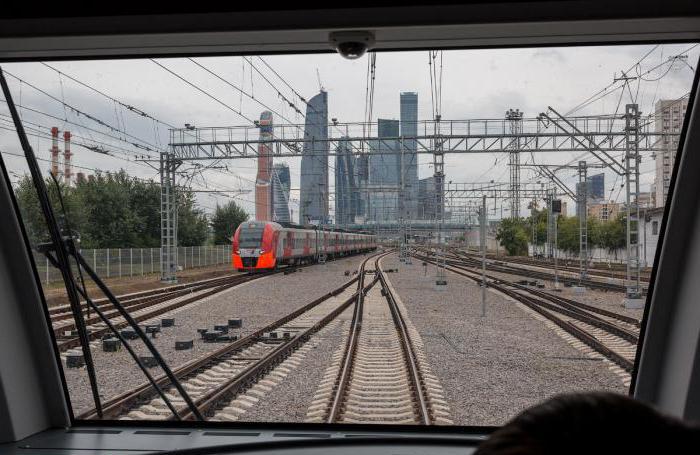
[586,173,605,201]
[400,92,419,219]
[335,138,360,225]
[370,119,400,184]
[272,162,291,223]
[299,91,329,224]
[355,153,369,222]
[654,98,688,207]
[255,111,274,221]
[418,176,439,220]
[368,119,400,222]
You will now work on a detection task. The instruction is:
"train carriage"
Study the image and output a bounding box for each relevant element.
[232,221,376,272]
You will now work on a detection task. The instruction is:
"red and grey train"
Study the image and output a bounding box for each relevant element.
[232,221,377,271]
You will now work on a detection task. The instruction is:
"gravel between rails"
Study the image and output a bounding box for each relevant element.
[236,310,354,423]
[456,262,645,321]
[63,254,368,417]
[384,254,626,427]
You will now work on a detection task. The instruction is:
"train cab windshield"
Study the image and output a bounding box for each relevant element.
[0,41,698,433]
[237,225,265,249]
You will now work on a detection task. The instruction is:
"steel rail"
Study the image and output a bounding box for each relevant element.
[58,251,372,352]
[455,249,651,277]
[439,251,640,294]
[48,273,243,317]
[453,249,651,285]
[326,251,432,425]
[377,258,432,425]
[78,253,376,420]
[325,253,380,423]
[180,272,378,420]
[417,254,635,372]
[56,274,262,352]
[418,253,638,339]
[53,274,250,329]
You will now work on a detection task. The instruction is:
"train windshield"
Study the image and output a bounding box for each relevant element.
[238,227,265,248]
[0,43,697,428]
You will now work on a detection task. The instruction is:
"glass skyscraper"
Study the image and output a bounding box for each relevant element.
[587,173,605,201]
[272,162,291,223]
[299,91,329,224]
[335,139,361,225]
[400,92,419,219]
[368,119,400,222]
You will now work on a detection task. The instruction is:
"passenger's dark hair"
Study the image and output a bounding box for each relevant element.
[475,392,700,455]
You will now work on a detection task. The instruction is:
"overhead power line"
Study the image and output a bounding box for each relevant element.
[39,62,179,130]
[1,69,164,155]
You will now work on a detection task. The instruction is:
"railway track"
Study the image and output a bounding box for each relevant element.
[79,252,380,421]
[459,250,653,281]
[54,272,266,352]
[415,253,638,375]
[306,255,452,425]
[435,249,645,294]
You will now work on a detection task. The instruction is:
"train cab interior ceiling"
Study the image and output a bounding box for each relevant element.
[1,2,700,454]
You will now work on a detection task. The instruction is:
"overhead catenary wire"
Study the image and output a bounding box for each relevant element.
[0,98,161,159]
[0,112,160,163]
[520,44,698,206]
[1,69,164,156]
[37,61,257,191]
[39,62,179,130]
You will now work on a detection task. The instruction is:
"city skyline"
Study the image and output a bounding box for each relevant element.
[0,44,696,221]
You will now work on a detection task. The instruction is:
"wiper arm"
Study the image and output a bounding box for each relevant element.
[42,246,182,420]
[0,67,204,421]
[0,68,103,418]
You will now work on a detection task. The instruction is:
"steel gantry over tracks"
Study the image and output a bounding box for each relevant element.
[156,111,677,283]
[168,114,668,159]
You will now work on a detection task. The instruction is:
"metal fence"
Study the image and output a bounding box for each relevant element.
[34,245,233,285]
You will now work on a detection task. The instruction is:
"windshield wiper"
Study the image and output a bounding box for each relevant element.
[0,67,204,421]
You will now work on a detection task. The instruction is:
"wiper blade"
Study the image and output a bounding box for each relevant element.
[0,67,204,421]
[0,67,103,418]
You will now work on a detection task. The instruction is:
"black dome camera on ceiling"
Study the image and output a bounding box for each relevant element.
[329,31,376,59]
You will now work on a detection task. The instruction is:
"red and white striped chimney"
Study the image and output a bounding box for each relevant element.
[50,127,60,178]
[63,131,72,185]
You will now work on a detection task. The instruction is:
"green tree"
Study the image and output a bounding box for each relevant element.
[211,201,249,245]
[14,175,84,247]
[14,170,210,249]
[496,218,529,256]
[595,215,626,259]
[178,191,209,246]
[526,208,548,247]
[557,215,580,254]
[77,171,143,248]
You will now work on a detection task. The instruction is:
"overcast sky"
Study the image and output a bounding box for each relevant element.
[1,43,697,221]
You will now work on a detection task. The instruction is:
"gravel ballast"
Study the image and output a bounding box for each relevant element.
[237,310,354,423]
[383,254,626,427]
[456,261,645,320]
[63,254,368,416]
